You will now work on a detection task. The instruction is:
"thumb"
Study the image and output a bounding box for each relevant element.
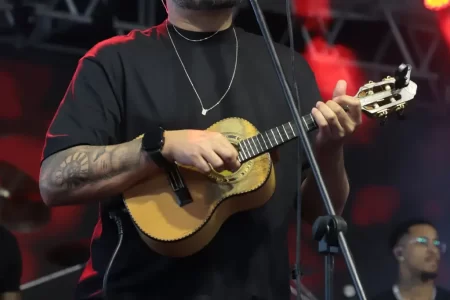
[332,80,347,99]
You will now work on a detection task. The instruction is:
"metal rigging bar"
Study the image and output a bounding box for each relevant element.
[284,0,447,104]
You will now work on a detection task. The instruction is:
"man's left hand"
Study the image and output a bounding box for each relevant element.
[311,80,362,149]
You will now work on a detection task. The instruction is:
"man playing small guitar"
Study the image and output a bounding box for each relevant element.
[38,1,363,299]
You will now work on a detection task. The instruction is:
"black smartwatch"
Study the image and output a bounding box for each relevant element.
[141,127,170,169]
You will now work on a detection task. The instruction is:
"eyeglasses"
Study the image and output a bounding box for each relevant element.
[409,236,447,253]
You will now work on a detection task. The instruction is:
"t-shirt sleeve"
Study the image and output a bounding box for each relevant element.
[0,229,22,293]
[41,53,122,162]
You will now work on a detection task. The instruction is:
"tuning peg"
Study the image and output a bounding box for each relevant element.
[376,110,388,118]
[396,110,406,120]
[395,64,412,89]
[395,103,406,120]
[376,110,388,126]
[383,76,392,81]
[395,103,406,110]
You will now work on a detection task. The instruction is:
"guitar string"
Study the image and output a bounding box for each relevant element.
[238,98,369,159]
[241,122,301,146]
[238,115,317,159]
[241,126,297,150]
[238,129,296,159]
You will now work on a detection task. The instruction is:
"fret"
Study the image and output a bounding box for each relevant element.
[255,135,265,152]
[301,114,318,132]
[288,122,295,137]
[302,117,309,131]
[282,124,289,139]
[241,140,249,157]
[276,127,284,143]
[238,113,319,163]
[259,134,268,150]
[242,148,248,161]
[270,129,278,145]
[265,132,273,147]
[250,136,259,153]
[239,152,245,163]
[282,125,290,139]
[240,140,250,160]
[245,139,255,156]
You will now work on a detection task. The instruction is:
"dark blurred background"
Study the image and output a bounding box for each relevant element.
[0,0,449,299]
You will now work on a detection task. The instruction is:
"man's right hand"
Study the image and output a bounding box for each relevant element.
[162,130,240,174]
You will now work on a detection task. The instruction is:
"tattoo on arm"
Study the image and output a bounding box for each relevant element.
[40,139,144,197]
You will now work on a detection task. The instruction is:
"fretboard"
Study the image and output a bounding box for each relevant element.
[238,113,317,163]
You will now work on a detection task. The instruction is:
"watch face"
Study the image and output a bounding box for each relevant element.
[144,128,164,151]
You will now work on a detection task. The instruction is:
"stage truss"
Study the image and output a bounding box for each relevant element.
[0,0,448,104]
[285,0,449,106]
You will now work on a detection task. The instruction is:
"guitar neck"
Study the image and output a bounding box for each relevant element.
[237,113,317,163]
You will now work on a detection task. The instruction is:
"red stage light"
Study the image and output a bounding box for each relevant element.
[424,0,450,11]
[303,37,379,145]
[293,0,331,31]
[438,12,450,48]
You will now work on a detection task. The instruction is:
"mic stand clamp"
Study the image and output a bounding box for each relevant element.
[312,216,348,300]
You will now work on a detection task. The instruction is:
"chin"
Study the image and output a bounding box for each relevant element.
[172,0,240,10]
[427,261,439,271]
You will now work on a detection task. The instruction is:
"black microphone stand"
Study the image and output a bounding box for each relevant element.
[247,1,367,299]
[312,216,349,300]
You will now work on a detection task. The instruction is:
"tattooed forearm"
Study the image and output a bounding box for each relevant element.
[39,139,155,206]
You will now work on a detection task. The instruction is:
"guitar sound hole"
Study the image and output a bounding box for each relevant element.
[206,134,254,183]
[210,167,237,176]
[210,142,242,175]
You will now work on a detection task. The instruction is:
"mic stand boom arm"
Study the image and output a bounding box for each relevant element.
[247,1,367,299]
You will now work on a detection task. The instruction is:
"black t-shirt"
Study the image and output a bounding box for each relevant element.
[42,21,320,300]
[0,226,22,293]
[372,286,450,300]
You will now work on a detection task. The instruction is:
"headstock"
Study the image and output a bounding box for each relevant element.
[356,64,417,124]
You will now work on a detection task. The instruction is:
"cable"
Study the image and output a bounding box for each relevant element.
[102,213,124,299]
[285,1,303,300]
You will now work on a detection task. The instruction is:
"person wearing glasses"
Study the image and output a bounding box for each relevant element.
[372,219,449,300]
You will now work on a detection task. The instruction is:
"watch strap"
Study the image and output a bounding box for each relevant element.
[142,127,171,169]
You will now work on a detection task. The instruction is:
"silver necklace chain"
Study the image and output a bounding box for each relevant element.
[172,25,220,42]
[166,20,239,116]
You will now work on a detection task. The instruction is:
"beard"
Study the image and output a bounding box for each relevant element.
[171,0,240,10]
[420,271,438,281]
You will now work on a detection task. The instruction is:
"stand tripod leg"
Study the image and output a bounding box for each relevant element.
[325,255,334,300]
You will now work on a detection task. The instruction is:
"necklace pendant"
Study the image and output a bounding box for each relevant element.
[201,109,207,116]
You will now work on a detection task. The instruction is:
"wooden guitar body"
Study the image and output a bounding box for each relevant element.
[123,118,276,257]
[122,69,418,258]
